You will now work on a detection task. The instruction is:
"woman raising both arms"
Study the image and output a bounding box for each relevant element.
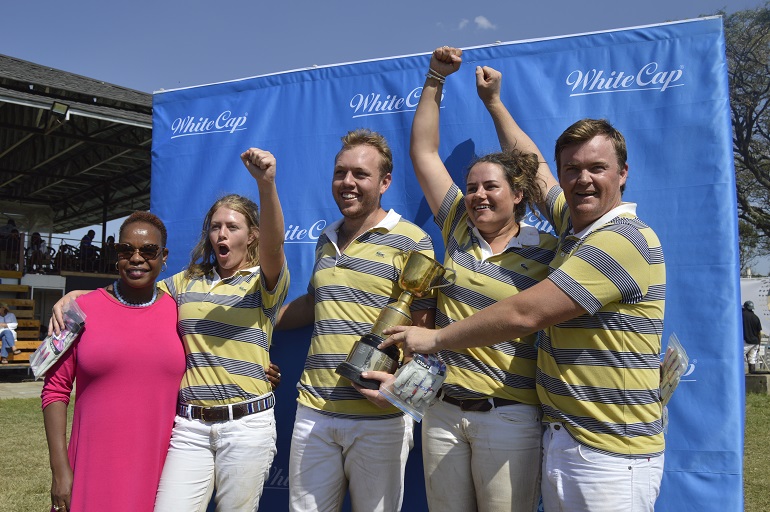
[406,46,557,512]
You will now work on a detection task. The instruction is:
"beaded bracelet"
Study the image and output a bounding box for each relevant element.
[426,68,446,84]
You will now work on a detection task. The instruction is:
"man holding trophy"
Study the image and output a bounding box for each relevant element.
[277,129,436,512]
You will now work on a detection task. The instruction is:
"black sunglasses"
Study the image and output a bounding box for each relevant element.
[114,243,163,260]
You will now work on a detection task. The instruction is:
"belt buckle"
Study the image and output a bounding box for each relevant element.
[200,406,223,422]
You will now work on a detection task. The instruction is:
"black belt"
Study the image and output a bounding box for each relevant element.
[177,394,275,422]
[441,394,521,412]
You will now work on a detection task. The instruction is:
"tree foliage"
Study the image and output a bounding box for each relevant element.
[725,3,770,256]
[740,219,763,274]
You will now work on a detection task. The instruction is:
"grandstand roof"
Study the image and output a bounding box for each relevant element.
[0,53,152,232]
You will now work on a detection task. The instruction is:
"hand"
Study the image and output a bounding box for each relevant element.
[50,466,73,511]
[266,361,281,390]
[48,291,84,336]
[240,148,276,185]
[476,65,502,105]
[379,325,441,358]
[429,46,462,79]
[352,370,397,408]
[391,354,446,408]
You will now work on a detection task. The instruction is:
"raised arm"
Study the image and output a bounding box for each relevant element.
[476,66,558,210]
[241,148,286,291]
[409,46,463,216]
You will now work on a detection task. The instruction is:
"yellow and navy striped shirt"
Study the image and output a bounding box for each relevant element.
[436,185,557,403]
[540,186,665,456]
[161,262,289,407]
[296,210,436,418]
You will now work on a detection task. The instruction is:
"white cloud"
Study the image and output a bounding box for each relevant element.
[474,15,496,30]
[458,18,469,30]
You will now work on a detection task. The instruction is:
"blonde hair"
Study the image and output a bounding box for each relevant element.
[335,128,393,177]
[185,194,260,279]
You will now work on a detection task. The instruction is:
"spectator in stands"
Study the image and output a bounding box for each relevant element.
[0,302,20,364]
[43,212,186,511]
[79,229,99,271]
[0,220,12,269]
[26,232,48,273]
[51,147,288,512]
[101,235,118,273]
[0,218,14,238]
[2,228,21,270]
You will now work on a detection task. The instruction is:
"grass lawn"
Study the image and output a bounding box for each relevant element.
[1,391,768,511]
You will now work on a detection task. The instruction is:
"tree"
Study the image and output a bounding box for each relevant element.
[740,220,764,274]
[725,4,770,258]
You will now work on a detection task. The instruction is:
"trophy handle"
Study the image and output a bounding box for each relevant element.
[428,267,457,290]
[392,250,409,270]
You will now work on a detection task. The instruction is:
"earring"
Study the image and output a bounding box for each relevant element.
[115,261,119,271]
[162,262,168,272]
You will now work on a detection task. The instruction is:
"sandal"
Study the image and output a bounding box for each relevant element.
[12,349,21,355]
[1,358,8,364]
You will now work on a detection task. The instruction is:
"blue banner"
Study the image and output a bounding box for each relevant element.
[152,16,740,511]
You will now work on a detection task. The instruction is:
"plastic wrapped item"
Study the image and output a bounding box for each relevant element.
[660,332,688,406]
[30,301,87,380]
[660,332,688,433]
[380,353,446,422]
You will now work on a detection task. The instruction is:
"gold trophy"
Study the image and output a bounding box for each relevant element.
[336,251,456,389]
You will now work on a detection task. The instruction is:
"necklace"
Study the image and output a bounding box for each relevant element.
[112,280,158,308]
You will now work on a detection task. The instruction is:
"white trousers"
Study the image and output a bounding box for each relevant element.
[745,343,759,365]
[288,404,414,512]
[421,398,542,512]
[154,408,277,512]
[541,423,664,512]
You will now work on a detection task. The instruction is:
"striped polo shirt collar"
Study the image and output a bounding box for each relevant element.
[209,265,259,284]
[571,202,637,239]
[468,219,542,259]
[323,209,403,244]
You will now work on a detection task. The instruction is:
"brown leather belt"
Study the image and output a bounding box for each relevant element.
[177,394,275,422]
[441,394,521,412]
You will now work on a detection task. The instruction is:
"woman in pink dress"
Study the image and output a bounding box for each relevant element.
[42,212,186,512]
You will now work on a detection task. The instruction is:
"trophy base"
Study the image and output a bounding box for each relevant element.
[336,362,381,390]
[335,333,400,390]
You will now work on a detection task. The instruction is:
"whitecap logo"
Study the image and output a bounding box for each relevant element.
[169,110,248,139]
[349,87,444,118]
[681,358,697,382]
[264,466,289,490]
[565,62,684,97]
[285,220,327,244]
[523,210,554,235]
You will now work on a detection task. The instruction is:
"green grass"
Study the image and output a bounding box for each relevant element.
[1,393,768,511]
[745,393,770,511]
[0,398,64,512]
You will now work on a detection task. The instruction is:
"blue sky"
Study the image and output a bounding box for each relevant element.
[1,0,764,93]
[2,0,767,269]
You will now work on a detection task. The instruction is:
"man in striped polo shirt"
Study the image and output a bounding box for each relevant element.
[278,129,436,512]
[383,118,665,512]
